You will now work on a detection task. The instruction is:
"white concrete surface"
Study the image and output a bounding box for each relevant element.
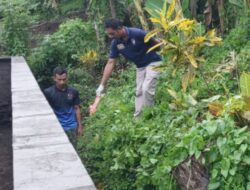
[12,57,96,190]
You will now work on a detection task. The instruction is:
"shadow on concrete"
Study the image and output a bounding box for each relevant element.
[0,58,13,190]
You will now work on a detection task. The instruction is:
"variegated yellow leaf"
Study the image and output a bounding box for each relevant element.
[177,20,195,31]
[189,36,206,45]
[240,72,250,97]
[159,11,169,31]
[206,29,222,46]
[174,10,183,22]
[152,64,166,72]
[209,37,222,43]
[167,88,178,99]
[182,73,189,92]
[147,41,164,53]
[165,41,177,49]
[79,50,97,64]
[144,28,161,42]
[163,45,175,51]
[171,54,177,63]
[207,29,216,38]
[161,21,169,31]
[166,0,176,18]
[150,17,162,24]
[168,19,184,29]
[208,102,224,116]
[182,64,195,92]
[167,11,184,29]
[184,51,198,68]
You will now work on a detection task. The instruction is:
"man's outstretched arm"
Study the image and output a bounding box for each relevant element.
[90,58,117,115]
[96,58,117,96]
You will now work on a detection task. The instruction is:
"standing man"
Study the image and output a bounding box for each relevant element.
[44,66,83,148]
[91,18,162,117]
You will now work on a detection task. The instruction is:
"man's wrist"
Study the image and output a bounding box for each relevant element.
[96,84,104,96]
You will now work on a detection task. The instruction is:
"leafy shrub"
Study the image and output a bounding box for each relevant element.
[67,67,95,112]
[2,5,30,56]
[203,11,250,65]
[29,19,97,89]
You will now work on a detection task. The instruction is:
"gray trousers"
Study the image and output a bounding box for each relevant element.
[134,61,162,117]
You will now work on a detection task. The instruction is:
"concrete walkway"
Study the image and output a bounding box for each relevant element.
[12,57,96,190]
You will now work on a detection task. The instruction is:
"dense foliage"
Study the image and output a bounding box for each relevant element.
[0,0,250,189]
[1,2,30,56]
[79,10,250,190]
[29,19,95,82]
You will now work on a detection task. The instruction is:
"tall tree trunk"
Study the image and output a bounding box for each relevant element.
[189,0,198,18]
[109,0,117,18]
[93,20,105,50]
[133,0,149,30]
[245,0,250,8]
[204,0,213,28]
[83,0,90,14]
[217,0,225,36]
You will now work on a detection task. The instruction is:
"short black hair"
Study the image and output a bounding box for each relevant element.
[104,18,123,30]
[53,66,67,76]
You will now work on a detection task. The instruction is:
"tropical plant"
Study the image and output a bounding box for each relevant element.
[145,0,222,92]
[208,72,250,126]
[79,50,98,71]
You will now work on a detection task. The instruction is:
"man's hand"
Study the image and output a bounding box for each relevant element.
[77,124,84,137]
[89,96,101,115]
[96,84,104,96]
[89,104,97,115]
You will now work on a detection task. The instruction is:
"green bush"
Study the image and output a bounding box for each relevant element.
[203,11,250,65]
[67,67,95,113]
[2,5,30,56]
[29,19,97,89]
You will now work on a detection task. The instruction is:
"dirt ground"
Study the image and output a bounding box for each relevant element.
[0,59,13,190]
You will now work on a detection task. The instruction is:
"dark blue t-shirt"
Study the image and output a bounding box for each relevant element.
[109,27,162,68]
[44,85,80,131]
